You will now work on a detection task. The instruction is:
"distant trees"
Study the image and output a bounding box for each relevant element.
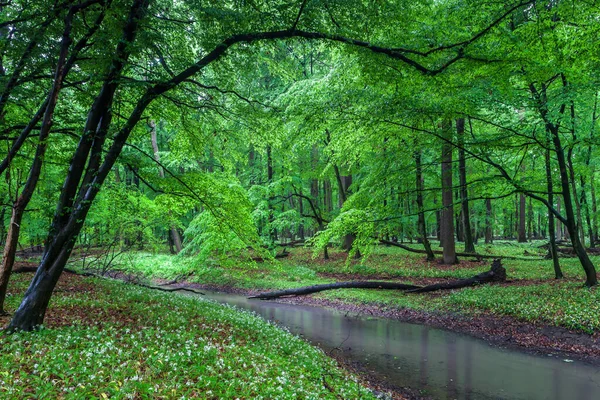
[4,0,600,331]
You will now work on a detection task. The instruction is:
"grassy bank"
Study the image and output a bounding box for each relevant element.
[0,272,375,399]
[97,241,600,333]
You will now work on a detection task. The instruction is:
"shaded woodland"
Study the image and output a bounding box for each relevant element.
[1,0,600,331]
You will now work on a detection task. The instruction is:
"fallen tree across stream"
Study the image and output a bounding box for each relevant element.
[249,259,506,300]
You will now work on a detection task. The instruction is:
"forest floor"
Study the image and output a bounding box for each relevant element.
[90,240,600,364]
[0,272,385,399]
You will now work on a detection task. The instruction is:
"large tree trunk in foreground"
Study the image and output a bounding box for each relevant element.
[7,0,151,332]
[551,122,596,286]
[250,260,506,299]
[408,259,506,293]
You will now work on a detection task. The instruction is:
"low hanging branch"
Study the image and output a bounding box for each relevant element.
[379,239,541,261]
[13,267,205,295]
[249,259,506,300]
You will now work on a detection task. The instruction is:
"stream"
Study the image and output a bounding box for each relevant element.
[198,290,600,399]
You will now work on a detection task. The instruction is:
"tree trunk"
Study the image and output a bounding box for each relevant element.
[250,281,421,299]
[441,120,457,264]
[0,206,24,313]
[8,0,152,331]
[518,193,527,242]
[581,175,593,249]
[149,119,183,253]
[457,118,475,252]
[545,148,563,279]
[592,172,598,244]
[333,164,358,255]
[0,9,76,313]
[485,198,493,244]
[556,197,563,241]
[415,150,435,260]
[267,145,276,242]
[250,260,506,299]
[533,78,597,285]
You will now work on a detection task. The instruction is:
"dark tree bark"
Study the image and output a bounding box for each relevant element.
[545,148,563,279]
[266,145,277,242]
[592,173,598,244]
[581,92,598,247]
[408,259,506,293]
[250,260,506,299]
[0,4,87,313]
[7,0,152,331]
[333,158,358,256]
[457,118,475,252]
[249,281,421,299]
[441,120,457,264]
[415,150,435,260]
[5,0,529,331]
[518,193,527,242]
[530,80,596,286]
[485,198,493,244]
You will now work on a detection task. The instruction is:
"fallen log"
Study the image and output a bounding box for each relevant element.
[407,259,506,293]
[248,281,421,300]
[250,259,506,300]
[555,246,600,255]
[379,239,540,261]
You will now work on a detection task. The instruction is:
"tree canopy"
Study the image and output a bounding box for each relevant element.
[2,0,600,330]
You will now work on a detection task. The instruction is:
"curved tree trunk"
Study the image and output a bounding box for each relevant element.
[7,0,151,332]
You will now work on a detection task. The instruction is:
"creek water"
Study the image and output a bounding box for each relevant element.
[198,290,600,399]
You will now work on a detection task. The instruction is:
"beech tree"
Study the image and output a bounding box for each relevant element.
[6,0,593,332]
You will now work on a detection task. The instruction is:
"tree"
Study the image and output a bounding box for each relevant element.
[1,0,545,330]
[440,120,457,264]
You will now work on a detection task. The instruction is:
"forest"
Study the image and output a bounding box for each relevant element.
[2,0,600,399]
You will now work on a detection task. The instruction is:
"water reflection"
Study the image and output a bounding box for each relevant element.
[199,291,600,400]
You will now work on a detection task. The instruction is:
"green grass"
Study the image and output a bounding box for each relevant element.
[0,273,375,399]
[80,241,600,334]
